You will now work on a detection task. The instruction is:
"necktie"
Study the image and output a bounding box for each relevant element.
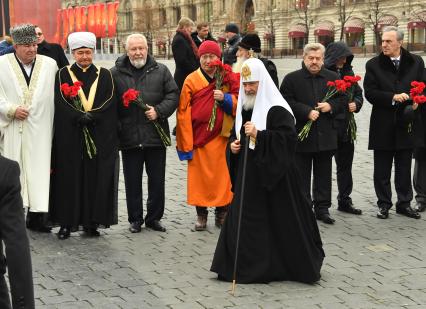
[392,59,400,70]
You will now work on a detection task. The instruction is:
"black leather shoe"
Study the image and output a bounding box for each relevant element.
[129,221,142,233]
[57,227,71,240]
[338,204,362,215]
[416,203,426,212]
[376,207,389,219]
[83,227,100,236]
[316,213,335,224]
[146,220,166,232]
[396,206,421,219]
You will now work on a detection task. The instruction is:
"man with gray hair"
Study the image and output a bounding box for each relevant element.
[0,24,57,233]
[111,33,179,233]
[364,26,425,220]
[280,43,344,224]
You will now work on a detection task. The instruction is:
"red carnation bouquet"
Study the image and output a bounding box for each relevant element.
[207,59,233,131]
[298,79,349,141]
[122,89,171,147]
[410,81,426,104]
[343,75,362,142]
[60,81,97,159]
[407,81,426,132]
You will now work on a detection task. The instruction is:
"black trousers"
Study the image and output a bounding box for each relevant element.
[334,140,354,206]
[373,149,413,210]
[295,151,333,215]
[414,159,426,206]
[121,147,166,224]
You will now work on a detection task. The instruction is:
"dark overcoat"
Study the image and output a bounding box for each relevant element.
[280,64,344,153]
[37,40,69,69]
[0,156,34,309]
[364,48,425,150]
[171,31,199,91]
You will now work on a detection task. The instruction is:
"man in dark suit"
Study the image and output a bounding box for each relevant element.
[190,22,214,48]
[35,25,69,68]
[280,43,344,224]
[364,26,425,220]
[0,155,34,309]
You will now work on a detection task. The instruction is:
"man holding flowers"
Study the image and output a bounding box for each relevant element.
[111,33,179,233]
[50,32,119,239]
[280,43,344,224]
[176,40,239,231]
[324,41,363,215]
[364,26,425,220]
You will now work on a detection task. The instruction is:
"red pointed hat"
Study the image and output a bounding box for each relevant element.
[198,41,221,58]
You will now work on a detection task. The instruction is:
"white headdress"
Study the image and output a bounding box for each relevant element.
[235,58,295,149]
[68,32,96,50]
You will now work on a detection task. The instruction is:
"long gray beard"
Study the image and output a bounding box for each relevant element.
[130,58,146,69]
[242,95,256,111]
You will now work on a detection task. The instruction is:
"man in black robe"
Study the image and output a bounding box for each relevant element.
[49,32,119,239]
[211,58,324,284]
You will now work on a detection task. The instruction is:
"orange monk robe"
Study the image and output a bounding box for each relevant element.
[176,68,238,207]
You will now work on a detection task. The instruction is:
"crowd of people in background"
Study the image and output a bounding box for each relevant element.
[0,17,425,308]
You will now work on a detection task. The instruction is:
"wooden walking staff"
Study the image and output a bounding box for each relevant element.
[231,134,250,296]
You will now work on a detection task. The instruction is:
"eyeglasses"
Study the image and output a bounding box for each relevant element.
[36,32,43,36]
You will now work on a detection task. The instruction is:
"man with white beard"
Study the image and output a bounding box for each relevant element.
[111,33,179,233]
[233,33,278,87]
[211,58,324,284]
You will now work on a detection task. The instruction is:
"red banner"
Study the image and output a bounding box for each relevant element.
[87,4,96,34]
[53,9,61,44]
[68,7,75,34]
[107,1,119,37]
[75,6,86,32]
[100,3,107,38]
[61,9,69,47]
[94,3,102,37]
[81,7,87,32]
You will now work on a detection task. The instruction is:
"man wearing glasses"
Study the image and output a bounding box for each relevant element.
[35,25,69,69]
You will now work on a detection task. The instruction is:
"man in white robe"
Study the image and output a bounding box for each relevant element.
[0,24,56,232]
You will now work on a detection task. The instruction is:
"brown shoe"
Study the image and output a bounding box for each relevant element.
[215,211,227,228]
[194,215,207,231]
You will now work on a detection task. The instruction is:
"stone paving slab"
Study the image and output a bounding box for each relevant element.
[7,57,426,308]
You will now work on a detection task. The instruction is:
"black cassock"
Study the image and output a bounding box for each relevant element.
[50,63,119,229]
[211,106,325,284]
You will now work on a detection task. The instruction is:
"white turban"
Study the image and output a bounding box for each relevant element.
[236,58,295,149]
[68,32,96,50]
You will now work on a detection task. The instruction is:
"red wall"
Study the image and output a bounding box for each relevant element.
[11,0,61,43]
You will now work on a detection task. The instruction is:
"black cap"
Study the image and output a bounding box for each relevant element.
[225,23,239,34]
[239,33,261,53]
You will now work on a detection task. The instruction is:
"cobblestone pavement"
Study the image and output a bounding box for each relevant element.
[28,57,426,309]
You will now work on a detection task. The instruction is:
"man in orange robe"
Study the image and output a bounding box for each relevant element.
[176,41,239,231]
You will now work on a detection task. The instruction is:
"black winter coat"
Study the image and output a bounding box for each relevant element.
[324,41,363,142]
[172,31,199,91]
[280,64,344,153]
[37,40,69,69]
[223,34,241,65]
[364,48,425,150]
[111,55,179,149]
